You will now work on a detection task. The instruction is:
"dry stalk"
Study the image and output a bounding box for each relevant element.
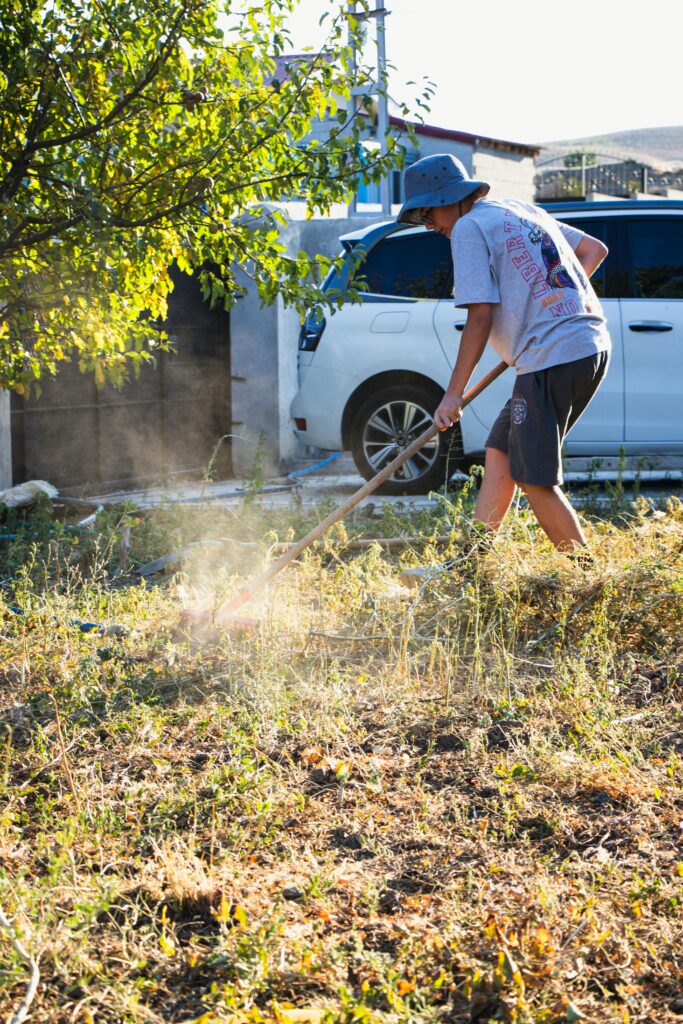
[119,523,132,572]
[0,905,40,1024]
[274,533,456,554]
[308,631,391,641]
[48,692,81,812]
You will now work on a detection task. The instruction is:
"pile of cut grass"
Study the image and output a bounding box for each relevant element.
[0,490,681,1024]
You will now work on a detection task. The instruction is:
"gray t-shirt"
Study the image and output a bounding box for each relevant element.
[451,197,611,374]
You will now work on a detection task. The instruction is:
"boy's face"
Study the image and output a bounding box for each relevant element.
[422,202,460,238]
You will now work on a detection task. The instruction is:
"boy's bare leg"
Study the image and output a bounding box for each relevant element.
[473,447,517,532]
[472,448,586,550]
[401,450,585,588]
[520,483,586,550]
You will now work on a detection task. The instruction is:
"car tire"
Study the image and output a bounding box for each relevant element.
[350,382,464,495]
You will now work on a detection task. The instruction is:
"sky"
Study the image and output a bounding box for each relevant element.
[281,0,683,146]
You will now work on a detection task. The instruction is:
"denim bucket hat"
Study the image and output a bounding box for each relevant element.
[397,154,489,225]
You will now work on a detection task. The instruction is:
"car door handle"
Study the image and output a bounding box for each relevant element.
[628,321,674,332]
[454,323,465,331]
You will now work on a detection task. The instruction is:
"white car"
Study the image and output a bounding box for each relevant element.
[291,200,683,494]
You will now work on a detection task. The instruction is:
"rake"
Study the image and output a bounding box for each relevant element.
[184,360,508,629]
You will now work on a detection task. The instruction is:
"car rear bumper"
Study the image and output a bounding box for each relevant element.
[290,364,359,451]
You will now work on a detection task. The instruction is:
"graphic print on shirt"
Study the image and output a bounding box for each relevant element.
[503,214,551,301]
[503,208,587,319]
[520,217,581,290]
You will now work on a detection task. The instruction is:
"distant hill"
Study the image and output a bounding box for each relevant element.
[539,125,683,169]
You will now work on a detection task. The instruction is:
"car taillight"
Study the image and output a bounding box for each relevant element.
[294,417,307,431]
[298,311,326,351]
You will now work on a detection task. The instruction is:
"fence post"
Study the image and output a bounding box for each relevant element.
[641,166,648,194]
[581,153,586,197]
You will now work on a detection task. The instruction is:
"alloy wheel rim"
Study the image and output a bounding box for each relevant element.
[362,399,439,481]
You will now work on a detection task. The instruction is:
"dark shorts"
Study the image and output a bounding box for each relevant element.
[485,351,610,487]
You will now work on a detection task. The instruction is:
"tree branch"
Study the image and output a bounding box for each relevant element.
[0,214,85,255]
[23,0,193,154]
[0,67,57,202]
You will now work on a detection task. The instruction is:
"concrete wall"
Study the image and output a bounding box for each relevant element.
[229,273,281,478]
[409,134,474,169]
[473,148,536,202]
[229,212,376,476]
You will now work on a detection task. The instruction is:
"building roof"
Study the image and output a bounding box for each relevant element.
[389,117,541,157]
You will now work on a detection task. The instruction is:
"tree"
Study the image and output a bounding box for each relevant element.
[0,0,428,391]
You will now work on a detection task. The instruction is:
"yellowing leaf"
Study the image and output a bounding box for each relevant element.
[331,760,349,779]
[499,949,525,994]
[213,894,232,923]
[159,933,176,956]
[534,924,555,953]
[232,904,248,928]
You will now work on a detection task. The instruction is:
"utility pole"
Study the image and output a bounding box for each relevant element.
[346,3,392,217]
[375,6,392,215]
[346,5,359,215]
[580,153,586,198]
[0,392,10,489]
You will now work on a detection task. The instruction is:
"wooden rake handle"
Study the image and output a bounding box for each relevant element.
[218,360,509,618]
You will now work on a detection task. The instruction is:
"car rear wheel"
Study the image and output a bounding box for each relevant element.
[350,383,463,495]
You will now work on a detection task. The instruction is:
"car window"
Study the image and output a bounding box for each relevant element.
[626,218,683,299]
[557,218,611,298]
[355,232,453,299]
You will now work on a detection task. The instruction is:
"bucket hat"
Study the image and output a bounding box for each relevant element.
[397,154,489,225]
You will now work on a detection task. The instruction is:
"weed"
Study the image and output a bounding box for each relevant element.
[0,490,681,1022]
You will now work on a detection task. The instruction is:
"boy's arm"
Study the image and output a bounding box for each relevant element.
[433,303,493,431]
[558,219,608,279]
[574,234,608,278]
[574,234,608,314]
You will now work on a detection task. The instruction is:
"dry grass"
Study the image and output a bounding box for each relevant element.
[0,489,681,1023]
